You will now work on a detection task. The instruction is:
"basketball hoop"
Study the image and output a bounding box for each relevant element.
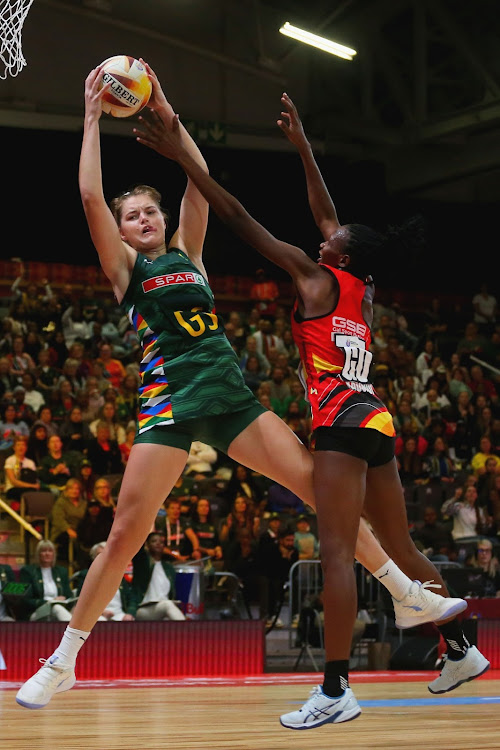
[0,0,35,79]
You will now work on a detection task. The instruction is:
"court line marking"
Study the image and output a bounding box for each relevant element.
[290,696,500,707]
[1,670,499,690]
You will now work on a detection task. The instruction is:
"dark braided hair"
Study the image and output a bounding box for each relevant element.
[344,214,427,281]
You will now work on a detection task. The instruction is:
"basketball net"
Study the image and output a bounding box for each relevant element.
[0,0,35,79]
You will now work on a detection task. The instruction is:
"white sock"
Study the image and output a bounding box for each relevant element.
[373,559,413,601]
[49,626,90,667]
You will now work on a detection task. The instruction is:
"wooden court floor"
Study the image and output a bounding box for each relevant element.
[1,672,500,750]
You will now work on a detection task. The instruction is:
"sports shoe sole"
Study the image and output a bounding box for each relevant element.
[428,661,490,694]
[280,706,361,730]
[16,673,76,709]
[395,598,468,629]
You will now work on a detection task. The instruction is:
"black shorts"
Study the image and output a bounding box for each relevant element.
[313,426,395,467]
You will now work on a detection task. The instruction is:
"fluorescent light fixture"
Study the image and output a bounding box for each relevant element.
[279,21,357,60]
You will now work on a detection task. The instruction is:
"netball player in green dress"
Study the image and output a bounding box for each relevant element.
[17,66,468,711]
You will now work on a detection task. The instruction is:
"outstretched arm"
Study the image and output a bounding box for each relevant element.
[140,61,209,271]
[79,65,135,303]
[277,93,340,241]
[134,112,319,287]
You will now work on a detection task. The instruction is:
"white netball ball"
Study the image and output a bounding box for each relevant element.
[98,55,152,118]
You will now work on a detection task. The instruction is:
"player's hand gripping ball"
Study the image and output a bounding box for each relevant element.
[98,55,152,118]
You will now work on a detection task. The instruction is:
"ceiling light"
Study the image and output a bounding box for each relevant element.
[279,21,357,60]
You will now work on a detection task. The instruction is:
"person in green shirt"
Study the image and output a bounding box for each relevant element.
[19,540,74,622]
[0,563,16,621]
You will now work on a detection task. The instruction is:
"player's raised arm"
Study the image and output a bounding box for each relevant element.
[134,112,319,286]
[141,61,209,272]
[278,93,340,241]
[79,66,136,302]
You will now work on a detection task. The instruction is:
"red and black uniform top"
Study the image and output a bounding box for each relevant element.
[290,264,395,437]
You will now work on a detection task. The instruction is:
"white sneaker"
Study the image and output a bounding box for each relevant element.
[393,580,467,629]
[428,646,490,694]
[16,657,76,709]
[280,686,361,730]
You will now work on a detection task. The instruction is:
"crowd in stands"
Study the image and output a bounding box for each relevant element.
[0,263,499,626]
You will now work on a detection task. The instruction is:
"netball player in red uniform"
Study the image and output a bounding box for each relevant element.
[135,98,490,730]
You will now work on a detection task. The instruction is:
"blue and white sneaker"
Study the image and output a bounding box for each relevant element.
[280,685,361,730]
[16,657,76,709]
[428,646,490,694]
[393,580,467,629]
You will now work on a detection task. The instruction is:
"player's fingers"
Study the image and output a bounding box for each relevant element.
[151,109,166,125]
[132,126,147,139]
[134,131,155,147]
[135,116,157,135]
[96,80,112,99]
[86,66,103,89]
[140,58,156,79]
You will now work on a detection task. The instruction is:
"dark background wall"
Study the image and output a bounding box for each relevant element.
[6,124,489,295]
[3,1,499,301]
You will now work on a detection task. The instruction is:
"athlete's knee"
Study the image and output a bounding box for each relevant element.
[319,539,357,574]
[104,523,146,561]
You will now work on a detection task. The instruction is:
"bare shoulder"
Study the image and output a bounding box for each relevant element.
[296,265,338,317]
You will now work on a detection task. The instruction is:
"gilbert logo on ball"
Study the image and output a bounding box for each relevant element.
[99,55,152,118]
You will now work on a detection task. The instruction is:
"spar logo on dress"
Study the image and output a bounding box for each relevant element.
[142,272,206,293]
